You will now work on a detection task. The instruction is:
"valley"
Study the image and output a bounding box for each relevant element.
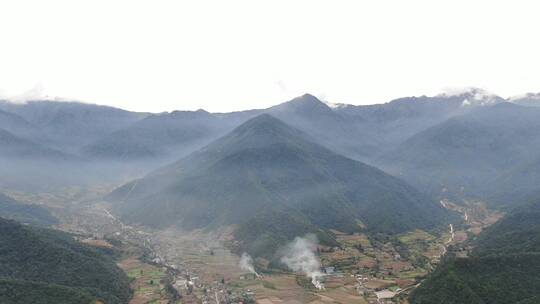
[3,183,501,304]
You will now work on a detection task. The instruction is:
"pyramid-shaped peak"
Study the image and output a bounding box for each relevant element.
[272,93,334,115]
[232,113,296,136]
[288,93,325,105]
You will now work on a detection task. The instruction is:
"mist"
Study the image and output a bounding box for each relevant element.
[280,234,325,290]
[239,252,260,278]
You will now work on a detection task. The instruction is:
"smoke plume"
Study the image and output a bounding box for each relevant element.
[280,235,325,290]
[239,252,260,278]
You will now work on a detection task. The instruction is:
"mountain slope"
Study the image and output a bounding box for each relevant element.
[0,217,131,304]
[0,109,36,137]
[0,192,57,226]
[109,114,453,257]
[0,100,146,152]
[485,156,540,207]
[510,93,540,107]
[335,88,505,160]
[267,94,376,160]
[410,200,540,304]
[0,128,71,160]
[380,102,540,197]
[83,109,236,160]
[82,92,494,165]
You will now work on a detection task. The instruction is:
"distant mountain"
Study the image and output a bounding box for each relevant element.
[0,128,72,160]
[0,217,131,304]
[410,201,540,304]
[81,92,504,164]
[267,94,377,160]
[509,93,540,107]
[334,88,505,160]
[83,109,239,160]
[0,100,147,152]
[379,102,540,198]
[83,94,367,162]
[109,114,453,258]
[0,109,36,138]
[0,192,57,226]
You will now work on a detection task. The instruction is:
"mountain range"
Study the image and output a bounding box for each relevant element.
[3,89,540,303]
[380,102,540,201]
[2,89,540,199]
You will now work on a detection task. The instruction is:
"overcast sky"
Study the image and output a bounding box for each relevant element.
[1,0,539,112]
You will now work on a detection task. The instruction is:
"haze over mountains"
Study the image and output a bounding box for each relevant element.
[2,88,540,198]
[3,88,540,303]
[2,88,540,202]
[108,114,453,257]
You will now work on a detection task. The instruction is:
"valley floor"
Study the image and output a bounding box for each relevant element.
[3,186,503,304]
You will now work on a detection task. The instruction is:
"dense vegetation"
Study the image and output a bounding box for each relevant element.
[110,114,455,258]
[0,217,131,304]
[0,192,57,226]
[410,200,540,304]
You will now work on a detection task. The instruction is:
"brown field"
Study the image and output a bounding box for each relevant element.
[363,279,395,289]
[249,274,366,304]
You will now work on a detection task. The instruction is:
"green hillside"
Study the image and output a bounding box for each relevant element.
[410,200,540,304]
[0,217,131,304]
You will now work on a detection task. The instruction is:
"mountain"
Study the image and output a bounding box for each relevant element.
[410,200,540,304]
[0,100,147,152]
[379,102,540,198]
[108,114,454,258]
[82,92,498,165]
[0,128,71,160]
[83,109,239,160]
[473,200,540,256]
[267,94,375,160]
[0,192,57,226]
[83,94,367,162]
[485,156,540,207]
[0,217,131,304]
[0,109,37,138]
[334,88,505,160]
[510,93,540,107]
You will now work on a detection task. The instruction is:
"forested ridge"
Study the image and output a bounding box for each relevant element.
[0,217,131,304]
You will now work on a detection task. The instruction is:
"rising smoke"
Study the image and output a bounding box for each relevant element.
[239,252,260,278]
[280,234,325,290]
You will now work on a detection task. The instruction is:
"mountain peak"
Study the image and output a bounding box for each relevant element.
[288,93,325,106]
[271,93,336,117]
[297,93,320,101]
[437,87,503,107]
